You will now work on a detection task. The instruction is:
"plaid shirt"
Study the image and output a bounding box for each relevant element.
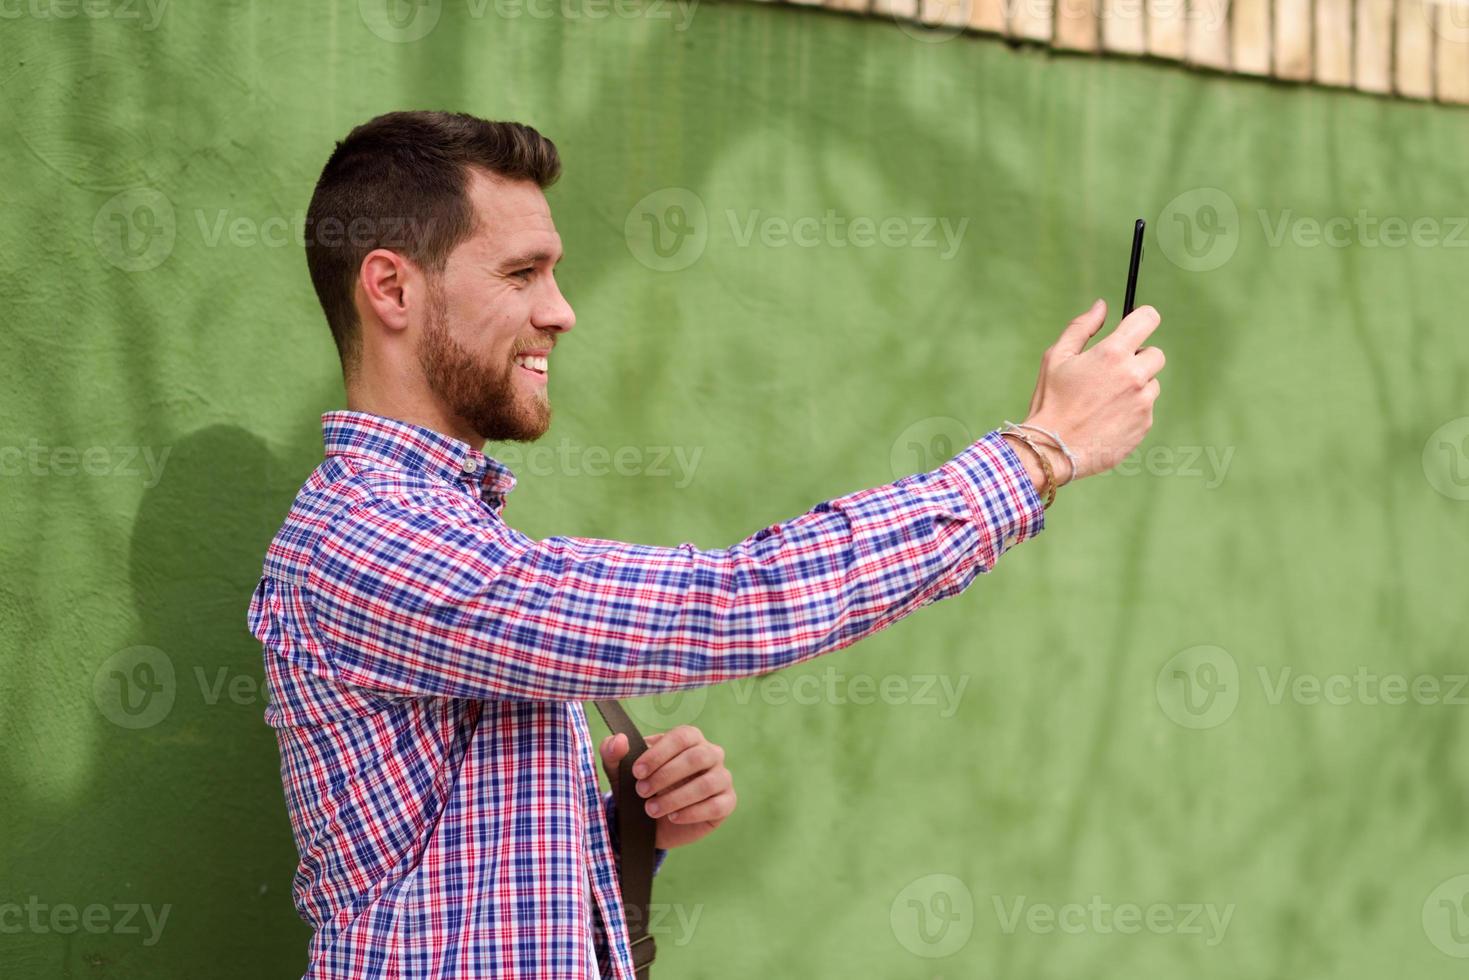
[247,410,1043,979]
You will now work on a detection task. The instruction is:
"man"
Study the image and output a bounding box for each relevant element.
[248,110,1163,980]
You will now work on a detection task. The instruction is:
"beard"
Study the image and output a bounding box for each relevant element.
[417,284,550,443]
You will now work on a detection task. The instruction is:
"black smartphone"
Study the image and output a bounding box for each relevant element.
[1123,218,1145,318]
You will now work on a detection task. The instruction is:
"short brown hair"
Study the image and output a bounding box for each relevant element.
[304,111,560,377]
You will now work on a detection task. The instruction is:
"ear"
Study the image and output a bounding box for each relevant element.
[357,248,415,333]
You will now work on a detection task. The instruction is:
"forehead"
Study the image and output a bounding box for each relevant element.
[458,168,560,260]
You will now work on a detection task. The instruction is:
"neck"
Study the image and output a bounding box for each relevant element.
[346,369,481,449]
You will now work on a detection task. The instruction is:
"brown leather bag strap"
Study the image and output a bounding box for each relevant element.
[592,700,657,979]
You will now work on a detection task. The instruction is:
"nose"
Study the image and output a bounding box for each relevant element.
[533,275,576,334]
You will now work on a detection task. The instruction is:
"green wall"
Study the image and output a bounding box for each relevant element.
[4,2,1469,977]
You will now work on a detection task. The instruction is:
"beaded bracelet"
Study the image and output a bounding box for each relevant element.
[999,424,1056,509]
[1002,420,1078,486]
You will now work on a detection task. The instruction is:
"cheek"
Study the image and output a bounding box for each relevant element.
[446,285,521,357]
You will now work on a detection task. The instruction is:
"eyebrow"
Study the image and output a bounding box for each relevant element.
[498,249,562,270]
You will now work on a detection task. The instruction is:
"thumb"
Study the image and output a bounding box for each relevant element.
[599,733,628,781]
[1053,298,1107,356]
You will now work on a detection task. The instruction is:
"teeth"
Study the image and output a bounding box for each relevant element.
[514,355,548,373]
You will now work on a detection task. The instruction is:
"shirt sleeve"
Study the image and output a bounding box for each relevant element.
[603,790,669,879]
[306,430,1044,701]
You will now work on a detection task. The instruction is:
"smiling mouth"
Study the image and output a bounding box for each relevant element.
[513,353,548,377]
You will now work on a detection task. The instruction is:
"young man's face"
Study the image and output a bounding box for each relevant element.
[418,168,575,443]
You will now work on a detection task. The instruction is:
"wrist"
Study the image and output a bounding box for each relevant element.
[1014,417,1077,486]
[1000,432,1048,494]
[1000,430,1064,504]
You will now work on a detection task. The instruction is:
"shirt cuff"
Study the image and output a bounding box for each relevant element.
[936,429,1046,558]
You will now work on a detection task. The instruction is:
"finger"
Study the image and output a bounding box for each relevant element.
[664,789,737,826]
[1143,378,1161,401]
[1103,305,1161,354]
[637,743,725,798]
[599,733,628,780]
[1053,298,1107,356]
[647,769,731,817]
[1135,345,1166,379]
[631,725,701,780]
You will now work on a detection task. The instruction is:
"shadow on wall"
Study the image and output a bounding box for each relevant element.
[83,424,312,975]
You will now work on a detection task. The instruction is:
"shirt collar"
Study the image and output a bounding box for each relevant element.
[322,410,518,498]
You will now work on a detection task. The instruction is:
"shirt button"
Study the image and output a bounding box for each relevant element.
[460,458,477,475]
